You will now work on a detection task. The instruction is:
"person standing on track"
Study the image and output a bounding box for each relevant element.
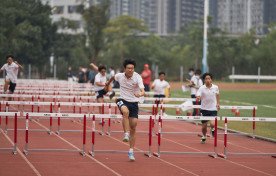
[196,73,220,144]
[141,63,151,92]
[105,59,145,161]
[0,55,23,96]
[151,71,170,110]
[186,69,203,116]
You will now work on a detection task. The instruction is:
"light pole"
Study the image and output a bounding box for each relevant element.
[202,0,209,73]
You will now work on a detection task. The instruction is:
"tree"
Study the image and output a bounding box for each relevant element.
[82,0,110,63]
[0,0,56,77]
[104,15,147,63]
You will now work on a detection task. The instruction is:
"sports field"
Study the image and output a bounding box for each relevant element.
[171,82,276,140]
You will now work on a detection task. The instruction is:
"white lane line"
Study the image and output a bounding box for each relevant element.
[0,129,42,176]
[74,121,199,176]
[32,121,122,176]
[163,135,274,176]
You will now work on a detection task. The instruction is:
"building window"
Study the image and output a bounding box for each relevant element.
[68,5,83,14]
[53,6,64,14]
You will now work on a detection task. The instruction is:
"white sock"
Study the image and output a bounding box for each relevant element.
[129,148,133,153]
[125,132,129,136]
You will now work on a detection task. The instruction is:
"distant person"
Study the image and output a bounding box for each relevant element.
[188,68,195,79]
[141,64,152,92]
[151,71,170,99]
[78,66,87,83]
[105,59,145,161]
[196,73,220,144]
[67,66,73,82]
[186,69,203,116]
[0,55,23,96]
[87,68,96,85]
[94,65,115,102]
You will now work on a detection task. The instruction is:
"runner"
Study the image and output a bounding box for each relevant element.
[196,73,220,144]
[0,55,23,99]
[105,59,145,161]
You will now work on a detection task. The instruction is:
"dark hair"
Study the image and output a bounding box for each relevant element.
[123,59,136,68]
[189,68,194,72]
[6,55,14,60]
[98,65,106,72]
[159,71,165,76]
[202,72,213,80]
[195,69,201,75]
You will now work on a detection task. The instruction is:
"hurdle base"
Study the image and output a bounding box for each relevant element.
[56,131,60,135]
[98,132,104,136]
[153,152,160,157]
[208,153,217,158]
[217,153,227,159]
[105,132,110,136]
[80,151,86,156]
[144,152,152,157]
[272,155,276,158]
[47,131,52,135]
[23,150,28,155]
[89,151,95,157]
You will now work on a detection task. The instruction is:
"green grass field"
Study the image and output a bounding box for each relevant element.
[170,89,276,140]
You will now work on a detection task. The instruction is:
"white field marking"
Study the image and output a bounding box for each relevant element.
[32,121,122,176]
[73,121,199,176]
[0,129,42,176]
[163,136,274,176]
[221,99,276,109]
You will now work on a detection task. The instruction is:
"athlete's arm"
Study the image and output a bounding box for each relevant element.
[14,61,23,69]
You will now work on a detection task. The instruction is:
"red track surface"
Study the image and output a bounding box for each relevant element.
[1,104,276,176]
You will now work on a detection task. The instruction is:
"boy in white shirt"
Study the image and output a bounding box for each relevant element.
[106,59,145,161]
[151,72,170,98]
[187,69,203,116]
[0,55,23,95]
[196,73,220,144]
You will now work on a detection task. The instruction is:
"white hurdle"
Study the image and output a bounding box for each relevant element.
[218,116,276,159]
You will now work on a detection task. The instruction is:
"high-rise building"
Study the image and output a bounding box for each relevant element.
[264,0,276,30]
[41,0,84,34]
[215,0,264,34]
[175,0,204,32]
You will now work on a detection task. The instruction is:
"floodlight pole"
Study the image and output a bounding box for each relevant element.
[202,0,209,73]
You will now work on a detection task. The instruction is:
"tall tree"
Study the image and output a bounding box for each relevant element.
[0,0,56,76]
[82,0,110,63]
[104,15,147,63]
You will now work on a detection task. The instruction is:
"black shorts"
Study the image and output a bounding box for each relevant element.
[153,94,165,104]
[144,84,150,92]
[95,89,108,99]
[116,99,139,118]
[200,110,217,123]
[9,82,16,93]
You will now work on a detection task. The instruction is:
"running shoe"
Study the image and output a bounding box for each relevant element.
[123,133,130,142]
[201,136,206,144]
[128,151,135,161]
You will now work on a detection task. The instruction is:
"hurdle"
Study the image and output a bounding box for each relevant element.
[23,112,87,155]
[153,115,219,158]
[0,112,19,154]
[89,114,153,157]
[218,116,276,159]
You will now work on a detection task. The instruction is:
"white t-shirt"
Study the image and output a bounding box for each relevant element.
[115,72,144,102]
[152,79,170,95]
[190,75,203,95]
[196,84,219,111]
[94,73,107,91]
[1,62,19,83]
